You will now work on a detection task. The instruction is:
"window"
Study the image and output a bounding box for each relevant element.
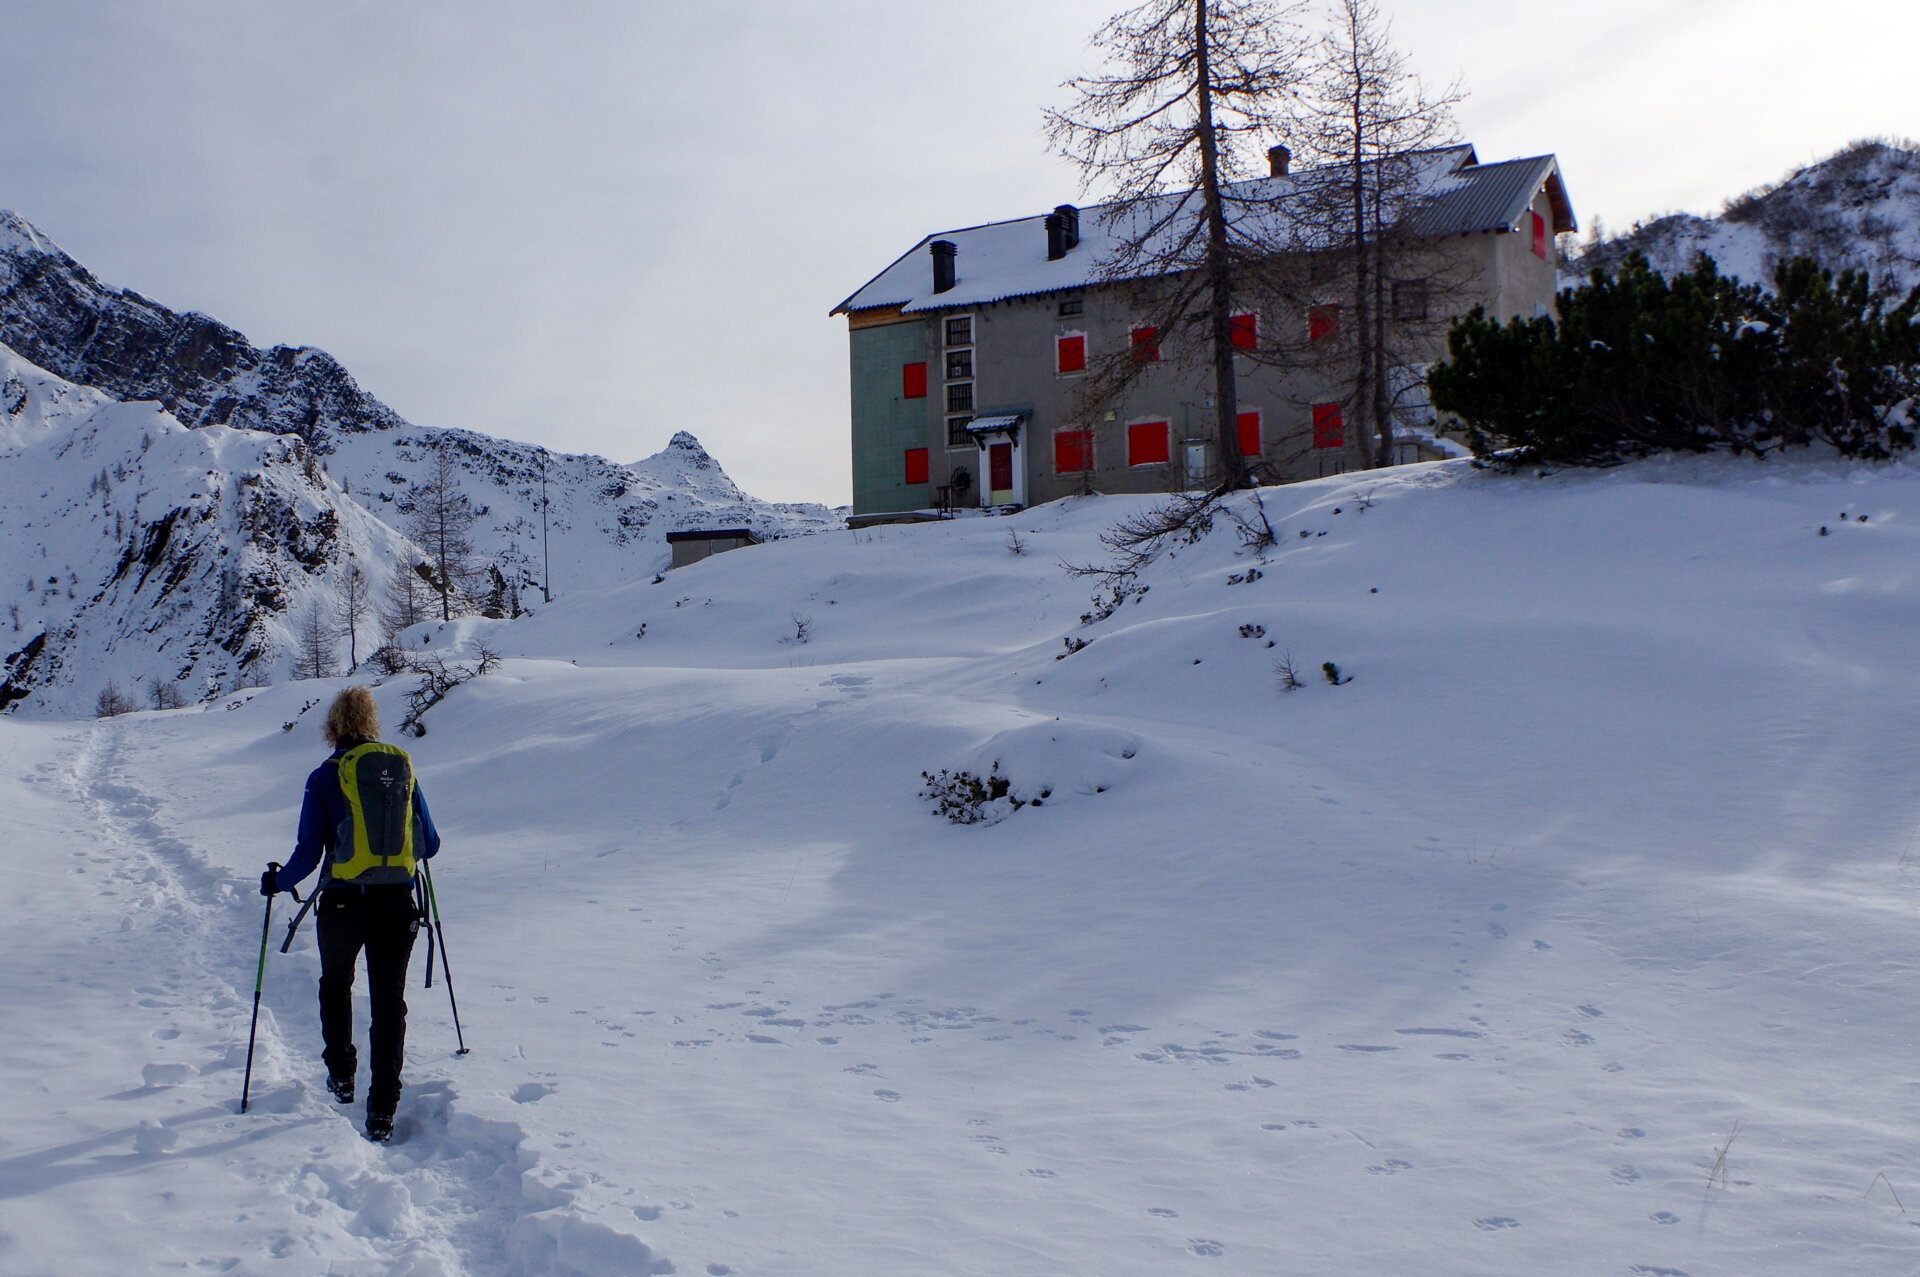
[1236,410,1261,458]
[903,448,930,485]
[1058,299,1083,317]
[946,316,973,347]
[947,416,975,449]
[1127,420,1169,466]
[1130,326,1160,363]
[945,349,973,380]
[1309,305,1339,342]
[902,362,927,399]
[1312,403,1344,450]
[1230,312,1257,350]
[1390,281,1428,322]
[947,382,974,413]
[1054,429,1093,474]
[1531,210,1547,259]
[1057,333,1087,374]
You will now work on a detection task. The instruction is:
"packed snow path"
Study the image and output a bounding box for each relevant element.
[5,455,1920,1274]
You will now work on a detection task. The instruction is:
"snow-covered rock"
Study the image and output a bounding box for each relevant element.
[1566,139,1920,292]
[0,211,841,714]
[0,342,413,716]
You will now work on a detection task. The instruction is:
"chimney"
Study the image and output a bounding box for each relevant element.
[930,239,957,293]
[1054,204,1080,251]
[1045,214,1066,261]
[1268,144,1291,176]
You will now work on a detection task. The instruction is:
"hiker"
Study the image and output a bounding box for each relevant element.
[261,686,440,1141]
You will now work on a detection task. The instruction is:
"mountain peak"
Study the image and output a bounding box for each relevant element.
[0,210,63,261]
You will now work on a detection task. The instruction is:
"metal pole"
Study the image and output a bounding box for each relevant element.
[240,869,278,1113]
[539,449,552,604]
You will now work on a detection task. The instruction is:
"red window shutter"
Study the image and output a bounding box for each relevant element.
[1057,334,1086,374]
[1312,403,1343,450]
[1531,210,1547,259]
[1236,410,1261,457]
[1127,421,1169,467]
[1054,429,1091,474]
[1309,305,1339,342]
[902,362,927,399]
[903,448,929,485]
[1130,326,1160,363]
[1230,312,1257,350]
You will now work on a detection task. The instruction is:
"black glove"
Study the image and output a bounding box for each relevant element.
[260,864,281,897]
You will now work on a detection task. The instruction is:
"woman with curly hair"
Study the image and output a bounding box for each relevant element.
[262,685,440,1141]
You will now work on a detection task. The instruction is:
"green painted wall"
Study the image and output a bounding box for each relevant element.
[849,319,931,515]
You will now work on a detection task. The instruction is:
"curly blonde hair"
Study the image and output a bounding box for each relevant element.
[325,686,382,744]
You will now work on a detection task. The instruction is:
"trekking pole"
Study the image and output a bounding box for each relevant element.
[421,860,470,1055]
[277,884,312,955]
[240,865,278,1114]
[417,875,436,990]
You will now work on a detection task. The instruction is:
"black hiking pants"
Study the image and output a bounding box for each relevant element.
[316,883,421,1115]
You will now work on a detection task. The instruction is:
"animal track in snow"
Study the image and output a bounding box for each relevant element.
[1472,1216,1520,1231]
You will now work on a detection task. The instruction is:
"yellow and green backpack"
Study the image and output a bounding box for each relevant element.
[327,742,420,886]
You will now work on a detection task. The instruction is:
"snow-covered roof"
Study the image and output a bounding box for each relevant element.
[832,146,1576,317]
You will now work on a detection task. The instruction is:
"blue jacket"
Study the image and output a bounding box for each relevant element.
[278,739,440,892]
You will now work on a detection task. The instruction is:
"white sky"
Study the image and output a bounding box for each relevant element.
[1,0,1914,506]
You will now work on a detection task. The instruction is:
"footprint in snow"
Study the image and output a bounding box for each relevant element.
[512,1082,556,1104]
[1188,1239,1225,1256]
[873,1090,901,1102]
[1147,1207,1178,1218]
[1472,1217,1520,1231]
[1612,1165,1641,1184]
[1366,1160,1412,1175]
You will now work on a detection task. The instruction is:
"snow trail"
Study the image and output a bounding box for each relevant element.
[0,717,671,1276]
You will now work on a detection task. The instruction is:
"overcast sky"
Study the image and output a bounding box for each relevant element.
[2,0,1914,506]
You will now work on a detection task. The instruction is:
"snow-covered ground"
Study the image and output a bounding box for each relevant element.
[5,454,1920,1275]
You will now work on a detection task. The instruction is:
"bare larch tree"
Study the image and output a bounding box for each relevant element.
[404,438,479,622]
[1047,0,1307,490]
[1279,0,1463,469]
[333,562,371,673]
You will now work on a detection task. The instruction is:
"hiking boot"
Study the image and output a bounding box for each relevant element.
[366,1111,394,1142]
[327,1075,355,1105]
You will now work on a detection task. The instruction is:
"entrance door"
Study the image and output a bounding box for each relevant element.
[988,442,1014,496]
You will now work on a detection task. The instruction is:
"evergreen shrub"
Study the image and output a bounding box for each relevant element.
[1429,253,1920,465]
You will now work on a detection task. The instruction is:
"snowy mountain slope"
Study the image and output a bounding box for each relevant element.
[0,209,838,605]
[0,342,415,718]
[1567,139,1920,292]
[8,454,1920,1274]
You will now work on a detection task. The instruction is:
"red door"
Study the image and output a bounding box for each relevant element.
[988,442,1014,492]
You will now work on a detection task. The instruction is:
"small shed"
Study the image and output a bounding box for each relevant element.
[666,528,762,570]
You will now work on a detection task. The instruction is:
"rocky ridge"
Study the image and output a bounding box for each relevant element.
[0,211,839,716]
[1565,140,1920,294]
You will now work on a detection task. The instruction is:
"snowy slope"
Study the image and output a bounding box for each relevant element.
[0,342,415,716]
[5,454,1920,1274]
[0,209,839,606]
[1567,140,1920,293]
